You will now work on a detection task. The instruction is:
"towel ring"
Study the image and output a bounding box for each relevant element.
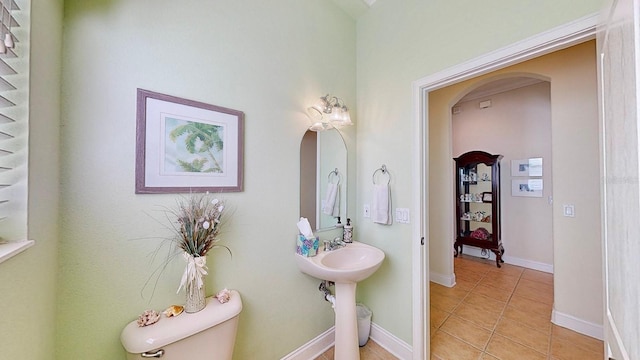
[328,168,341,184]
[372,164,391,185]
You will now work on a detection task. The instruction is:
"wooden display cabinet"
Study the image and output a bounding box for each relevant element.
[454,151,504,268]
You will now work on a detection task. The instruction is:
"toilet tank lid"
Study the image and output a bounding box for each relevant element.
[120,290,242,354]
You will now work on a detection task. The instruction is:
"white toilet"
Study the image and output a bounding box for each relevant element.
[120,290,242,359]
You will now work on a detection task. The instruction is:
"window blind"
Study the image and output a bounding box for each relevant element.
[0,0,26,241]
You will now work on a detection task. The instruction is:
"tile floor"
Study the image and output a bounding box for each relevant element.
[315,339,397,360]
[430,254,604,360]
[316,254,604,360]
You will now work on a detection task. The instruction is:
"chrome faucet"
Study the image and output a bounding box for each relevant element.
[324,237,346,251]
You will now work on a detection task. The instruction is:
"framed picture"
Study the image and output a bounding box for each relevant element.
[511,179,543,197]
[135,89,244,194]
[511,157,543,177]
[482,192,492,202]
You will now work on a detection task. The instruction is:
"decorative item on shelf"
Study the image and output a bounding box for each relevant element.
[137,309,160,327]
[163,305,184,318]
[470,227,490,240]
[481,172,490,181]
[168,193,230,313]
[306,94,353,131]
[473,211,486,221]
[215,288,232,304]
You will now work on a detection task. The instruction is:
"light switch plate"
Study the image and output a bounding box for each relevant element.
[563,204,575,217]
[396,208,410,224]
[363,204,371,218]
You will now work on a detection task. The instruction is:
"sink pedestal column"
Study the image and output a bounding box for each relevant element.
[334,282,359,360]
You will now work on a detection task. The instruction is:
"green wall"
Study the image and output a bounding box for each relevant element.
[354,0,603,344]
[4,1,607,359]
[0,0,63,359]
[56,1,355,359]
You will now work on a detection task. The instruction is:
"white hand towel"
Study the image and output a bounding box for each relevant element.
[372,184,391,224]
[322,182,340,217]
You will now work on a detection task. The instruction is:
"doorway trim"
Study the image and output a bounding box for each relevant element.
[410,13,598,359]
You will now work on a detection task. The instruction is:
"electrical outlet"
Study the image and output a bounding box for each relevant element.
[363,204,371,218]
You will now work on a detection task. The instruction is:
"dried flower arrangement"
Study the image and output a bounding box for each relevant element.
[167,193,229,258]
[163,192,231,312]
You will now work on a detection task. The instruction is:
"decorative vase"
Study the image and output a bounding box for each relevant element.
[179,252,208,313]
[185,278,206,313]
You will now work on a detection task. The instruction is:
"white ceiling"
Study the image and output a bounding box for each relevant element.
[330,0,375,19]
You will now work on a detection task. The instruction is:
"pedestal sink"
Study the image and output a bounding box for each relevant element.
[295,241,385,359]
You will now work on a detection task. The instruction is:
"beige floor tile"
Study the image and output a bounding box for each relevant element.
[522,268,553,285]
[516,278,554,295]
[455,278,478,291]
[463,293,507,314]
[431,292,464,313]
[507,294,552,318]
[431,330,484,360]
[489,263,524,277]
[440,315,492,350]
[494,317,550,354]
[456,271,486,284]
[456,260,493,273]
[478,276,518,292]
[480,354,500,360]
[513,285,554,305]
[501,305,552,334]
[453,301,502,330]
[366,340,398,360]
[486,334,546,360]
[551,325,604,355]
[360,340,397,359]
[431,282,470,300]
[430,307,451,330]
[550,336,603,360]
[471,282,513,303]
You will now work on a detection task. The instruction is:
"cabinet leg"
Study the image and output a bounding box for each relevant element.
[490,245,505,268]
[491,249,503,268]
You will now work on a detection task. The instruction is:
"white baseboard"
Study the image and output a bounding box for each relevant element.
[429,271,456,287]
[369,323,413,359]
[280,327,334,360]
[552,309,604,341]
[280,323,413,360]
[460,245,554,273]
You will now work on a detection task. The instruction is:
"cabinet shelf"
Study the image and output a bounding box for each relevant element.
[454,151,504,268]
[460,219,491,223]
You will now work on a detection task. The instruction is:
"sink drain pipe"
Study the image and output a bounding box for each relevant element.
[319,281,336,308]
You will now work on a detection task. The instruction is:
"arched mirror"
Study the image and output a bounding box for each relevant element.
[300,129,347,231]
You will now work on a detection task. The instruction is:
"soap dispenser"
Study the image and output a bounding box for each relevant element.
[343,218,353,243]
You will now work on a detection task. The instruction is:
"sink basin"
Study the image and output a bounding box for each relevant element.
[295,241,385,283]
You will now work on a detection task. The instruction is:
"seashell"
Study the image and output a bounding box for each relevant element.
[137,309,160,327]
[163,305,184,317]
[215,288,231,304]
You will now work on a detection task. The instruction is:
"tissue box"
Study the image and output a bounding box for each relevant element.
[296,234,319,257]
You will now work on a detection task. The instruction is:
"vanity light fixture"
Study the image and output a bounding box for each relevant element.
[306,94,353,131]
